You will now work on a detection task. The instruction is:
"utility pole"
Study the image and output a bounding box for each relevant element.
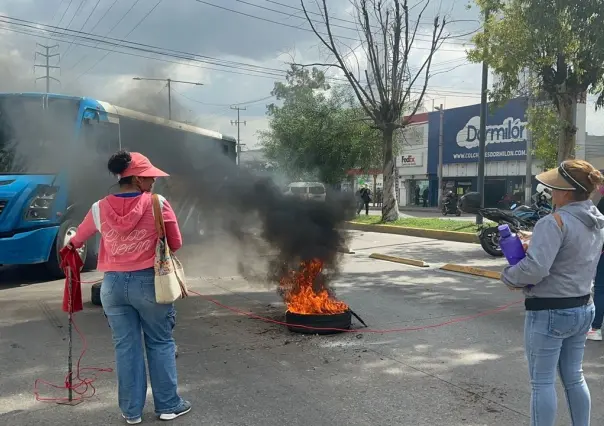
[476,7,490,225]
[435,104,444,206]
[525,72,533,204]
[132,77,204,120]
[34,44,60,93]
[230,106,246,165]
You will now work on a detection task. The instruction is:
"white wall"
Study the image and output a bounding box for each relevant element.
[442,160,544,177]
[396,121,429,177]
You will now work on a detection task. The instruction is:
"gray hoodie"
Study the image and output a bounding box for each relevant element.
[501,200,604,298]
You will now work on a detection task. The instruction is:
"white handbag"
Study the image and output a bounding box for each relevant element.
[152,194,188,304]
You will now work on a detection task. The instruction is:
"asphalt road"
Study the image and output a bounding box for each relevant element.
[0,231,602,425]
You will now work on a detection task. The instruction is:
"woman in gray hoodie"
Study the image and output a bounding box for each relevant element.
[502,159,604,426]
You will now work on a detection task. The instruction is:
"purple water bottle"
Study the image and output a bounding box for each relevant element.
[498,224,526,265]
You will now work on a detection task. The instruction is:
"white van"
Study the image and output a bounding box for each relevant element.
[284,182,327,201]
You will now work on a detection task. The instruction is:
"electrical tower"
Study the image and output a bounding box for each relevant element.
[230,106,246,165]
[34,44,60,93]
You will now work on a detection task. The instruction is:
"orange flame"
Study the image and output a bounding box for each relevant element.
[280,259,348,315]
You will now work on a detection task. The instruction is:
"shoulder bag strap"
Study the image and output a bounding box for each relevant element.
[152,194,166,239]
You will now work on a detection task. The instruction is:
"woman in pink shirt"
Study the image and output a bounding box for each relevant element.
[68,150,191,424]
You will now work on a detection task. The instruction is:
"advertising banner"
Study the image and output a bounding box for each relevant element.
[427,98,528,173]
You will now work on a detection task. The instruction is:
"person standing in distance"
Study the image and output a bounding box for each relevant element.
[66,150,191,424]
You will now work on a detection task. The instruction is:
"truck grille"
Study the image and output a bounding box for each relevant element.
[0,200,6,216]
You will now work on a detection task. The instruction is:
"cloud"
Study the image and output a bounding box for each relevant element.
[0,0,601,154]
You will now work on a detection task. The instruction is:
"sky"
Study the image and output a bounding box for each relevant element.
[0,0,602,151]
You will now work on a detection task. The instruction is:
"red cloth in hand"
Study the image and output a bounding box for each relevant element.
[60,245,84,313]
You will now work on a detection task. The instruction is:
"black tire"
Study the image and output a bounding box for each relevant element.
[441,206,448,216]
[83,233,99,272]
[285,310,352,335]
[479,226,504,257]
[91,282,102,306]
[455,209,462,217]
[46,219,88,278]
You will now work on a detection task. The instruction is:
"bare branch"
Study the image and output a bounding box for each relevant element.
[300,0,377,121]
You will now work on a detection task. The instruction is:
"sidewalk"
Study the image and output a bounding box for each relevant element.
[368,205,440,213]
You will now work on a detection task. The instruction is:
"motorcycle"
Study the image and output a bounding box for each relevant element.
[510,201,552,227]
[476,207,534,257]
[441,197,462,216]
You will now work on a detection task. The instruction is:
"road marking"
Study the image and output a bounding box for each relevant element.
[440,264,501,280]
[369,253,429,267]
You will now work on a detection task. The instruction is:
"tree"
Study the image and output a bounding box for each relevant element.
[299,0,447,221]
[527,103,561,170]
[260,65,381,185]
[468,0,604,163]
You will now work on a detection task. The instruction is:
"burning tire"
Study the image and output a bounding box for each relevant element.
[285,310,352,335]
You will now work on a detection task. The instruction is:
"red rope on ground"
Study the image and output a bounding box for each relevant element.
[33,316,113,402]
[187,289,523,333]
[34,275,522,403]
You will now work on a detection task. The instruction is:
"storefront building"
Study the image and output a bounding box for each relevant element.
[396,112,431,206]
[425,98,545,208]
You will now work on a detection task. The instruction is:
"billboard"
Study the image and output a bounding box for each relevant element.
[427,98,528,174]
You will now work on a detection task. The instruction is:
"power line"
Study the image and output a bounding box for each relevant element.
[172,89,274,107]
[56,0,75,28]
[62,0,102,61]
[0,16,482,98]
[2,13,473,82]
[62,0,119,66]
[67,0,144,72]
[195,0,472,51]
[75,0,161,80]
[42,0,67,45]
[233,0,476,45]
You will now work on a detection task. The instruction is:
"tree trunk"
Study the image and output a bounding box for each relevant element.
[381,127,399,222]
[372,174,377,206]
[556,97,576,163]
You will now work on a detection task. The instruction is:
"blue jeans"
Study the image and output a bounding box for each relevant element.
[101,268,183,419]
[525,304,595,426]
[591,254,604,329]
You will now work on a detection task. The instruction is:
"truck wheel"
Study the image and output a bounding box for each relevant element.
[83,234,99,272]
[46,219,88,278]
[91,282,102,306]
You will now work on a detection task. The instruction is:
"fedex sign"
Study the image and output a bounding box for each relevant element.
[399,153,423,167]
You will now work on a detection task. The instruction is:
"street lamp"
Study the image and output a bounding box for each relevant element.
[132,77,204,120]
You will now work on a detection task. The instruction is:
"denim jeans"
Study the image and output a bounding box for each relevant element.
[524,304,595,426]
[591,254,604,329]
[101,268,183,420]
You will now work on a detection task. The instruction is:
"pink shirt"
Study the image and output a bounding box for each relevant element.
[70,192,182,272]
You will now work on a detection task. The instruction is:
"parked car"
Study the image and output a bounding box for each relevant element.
[284,182,327,201]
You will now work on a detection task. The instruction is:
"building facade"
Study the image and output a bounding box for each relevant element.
[395,112,430,206]
[424,98,540,207]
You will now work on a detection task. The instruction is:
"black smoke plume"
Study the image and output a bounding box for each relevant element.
[0,52,356,291]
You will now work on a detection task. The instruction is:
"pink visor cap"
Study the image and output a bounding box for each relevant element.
[119,152,169,179]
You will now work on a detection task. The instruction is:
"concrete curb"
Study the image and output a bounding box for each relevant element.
[343,222,479,244]
[440,263,501,280]
[369,253,429,268]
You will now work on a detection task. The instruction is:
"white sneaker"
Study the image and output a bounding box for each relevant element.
[122,414,142,424]
[587,329,602,341]
[159,400,192,421]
